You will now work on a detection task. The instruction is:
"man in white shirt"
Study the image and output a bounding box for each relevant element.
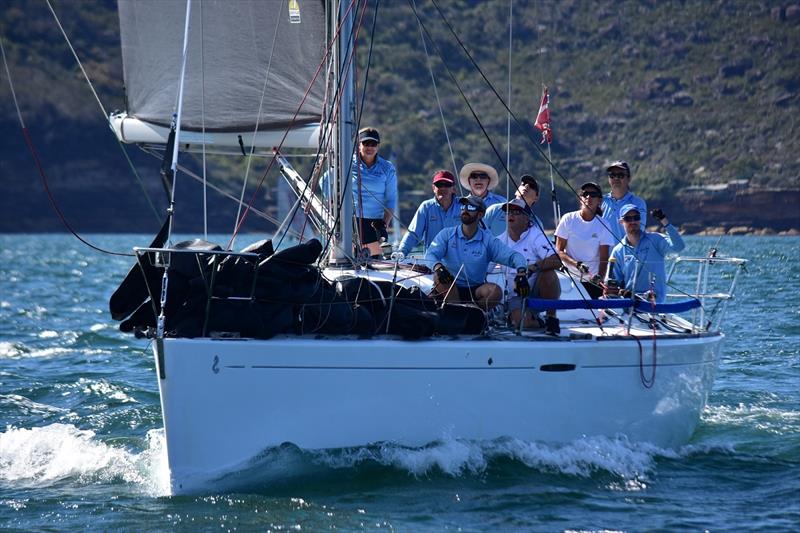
[496,199,562,334]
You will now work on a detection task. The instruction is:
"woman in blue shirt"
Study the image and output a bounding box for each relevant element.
[352,127,398,257]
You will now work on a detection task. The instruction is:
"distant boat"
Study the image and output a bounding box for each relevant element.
[107,0,746,495]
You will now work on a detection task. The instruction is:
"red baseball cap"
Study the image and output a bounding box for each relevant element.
[432,170,456,185]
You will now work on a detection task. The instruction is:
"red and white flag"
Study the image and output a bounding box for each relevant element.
[534,87,552,144]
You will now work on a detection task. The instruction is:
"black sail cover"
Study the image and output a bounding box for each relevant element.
[117,0,326,132]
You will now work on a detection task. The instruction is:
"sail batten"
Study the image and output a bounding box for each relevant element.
[117,0,326,140]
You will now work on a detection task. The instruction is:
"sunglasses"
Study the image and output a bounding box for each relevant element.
[622,214,641,222]
[581,191,602,198]
[506,209,526,216]
[361,140,378,147]
[608,172,628,179]
[433,181,453,188]
[469,173,490,180]
[461,204,479,212]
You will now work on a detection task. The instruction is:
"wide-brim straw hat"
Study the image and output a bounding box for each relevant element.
[459,162,499,190]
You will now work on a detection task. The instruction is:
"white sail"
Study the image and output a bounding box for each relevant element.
[114,0,326,148]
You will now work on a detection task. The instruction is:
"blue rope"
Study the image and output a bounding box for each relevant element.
[526,298,701,313]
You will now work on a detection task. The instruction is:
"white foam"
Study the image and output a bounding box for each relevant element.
[79,378,137,403]
[0,342,23,358]
[313,435,675,482]
[0,424,170,496]
[703,403,800,434]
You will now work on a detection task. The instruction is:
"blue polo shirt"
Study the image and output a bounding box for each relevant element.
[425,225,526,288]
[601,191,647,242]
[609,224,685,302]
[320,155,398,219]
[398,196,462,255]
[353,155,398,219]
[480,190,507,209]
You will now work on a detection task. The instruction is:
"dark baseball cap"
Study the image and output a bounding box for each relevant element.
[580,181,602,194]
[519,174,539,191]
[459,195,487,212]
[606,160,630,175]
[358,127,380,143]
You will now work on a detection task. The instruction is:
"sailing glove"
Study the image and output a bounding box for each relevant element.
[434,264,454,285]
[650,208,667,223]
[371,220,389,242]
[576,261,590,275]
[514,267,530,297]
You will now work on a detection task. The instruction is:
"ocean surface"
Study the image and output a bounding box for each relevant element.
[1,234,798,532]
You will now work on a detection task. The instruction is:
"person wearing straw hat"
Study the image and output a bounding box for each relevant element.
[425,195,528,311]
[606,204,684,303]
[397,170,461,257]
[494,198,562,334]
[459,162,507,209]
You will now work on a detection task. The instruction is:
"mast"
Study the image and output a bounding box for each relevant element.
[329,0,356,264]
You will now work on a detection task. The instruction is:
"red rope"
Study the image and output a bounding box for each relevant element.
[21,127,133,257]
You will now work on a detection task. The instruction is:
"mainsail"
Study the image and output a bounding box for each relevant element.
[113,0,326,148]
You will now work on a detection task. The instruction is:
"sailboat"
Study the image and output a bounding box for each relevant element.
[108,0,746,495]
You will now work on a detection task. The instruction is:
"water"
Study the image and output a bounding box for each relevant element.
[1,234,798,531]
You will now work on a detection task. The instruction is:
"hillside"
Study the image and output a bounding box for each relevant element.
[1,0,798,234]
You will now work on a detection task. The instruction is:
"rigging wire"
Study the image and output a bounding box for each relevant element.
[408,0,604,326]
[43,0,162,225]
[411,0,461,195]
[273,0,369,258]
[506,0,513,205]
[227,0,361,250]
[307,0,373,261]
[420,0,694,318]
[230,0,285,248]
[139,147,298,234]
[199,0,208,240]
[0,34,132,257]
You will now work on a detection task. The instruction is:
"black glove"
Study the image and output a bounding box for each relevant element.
[410,263,431,274]
[434,264,454,285]
[576,261,590,275]
[371,220,389,242]
[650,208,666,223]
[514,267,530,297]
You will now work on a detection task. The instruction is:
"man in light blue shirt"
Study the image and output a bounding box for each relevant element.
[608,204,685,303]
[425,195,528,310]
[398,170,461,256]
[601,160,647,243]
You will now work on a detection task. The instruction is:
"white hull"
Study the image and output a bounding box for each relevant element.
[154,331,722,494]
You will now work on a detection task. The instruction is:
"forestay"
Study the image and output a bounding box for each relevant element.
[116,0,325,136]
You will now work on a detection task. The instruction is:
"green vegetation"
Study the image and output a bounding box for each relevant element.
[1,0,798,232]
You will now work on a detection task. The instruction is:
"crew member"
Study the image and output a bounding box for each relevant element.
[495,198,562,334]
[425,195,528,311]
[397,170,461,257]
[601,160,647,241]
[458,162,506,209]
[606,205,685,303]
[352,127,398,257]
